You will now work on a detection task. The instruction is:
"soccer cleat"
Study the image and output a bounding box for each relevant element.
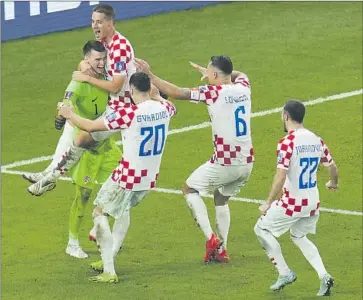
[270,270,297,291]
[214,249,230,263]
[90,260,104,272]
[317,273,334,296]
[66,244,89,259]
[204,233,221,263]
[22,172,46,184]
[27,172,57,196]
[89,272,118,283]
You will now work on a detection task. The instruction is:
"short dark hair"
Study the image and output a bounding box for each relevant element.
[283,100,305,123]
[210,55,233,75]
[93,4,115,20]
[83,40,106,56]
[129,72,151,92]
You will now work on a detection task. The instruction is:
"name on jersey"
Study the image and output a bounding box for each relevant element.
[136,111,168,122]
[295,144,322,155]
[224,94,249,104]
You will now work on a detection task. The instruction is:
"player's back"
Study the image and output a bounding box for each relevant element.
[205,75,253,165]
[112,100,176,191]
[281,128,325,208]
[64,80,108,120]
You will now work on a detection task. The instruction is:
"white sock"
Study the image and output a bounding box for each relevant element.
[45,122,75,173]
[112,210,130,257]
[254,225,290,276]
[291,235,328,279]
[95,215,115,276]
[68,237,79,247]
[215,204,230,251]
[185,193,213,240]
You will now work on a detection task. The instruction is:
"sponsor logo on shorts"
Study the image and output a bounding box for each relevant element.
[84,176,91,184]
[114,61,126,72]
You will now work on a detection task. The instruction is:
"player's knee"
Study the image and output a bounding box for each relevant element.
[80,187,92,202]
[290,232,305,241]
[74,131,96,148]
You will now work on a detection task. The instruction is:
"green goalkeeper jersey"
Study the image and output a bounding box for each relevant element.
[63,80,108,120]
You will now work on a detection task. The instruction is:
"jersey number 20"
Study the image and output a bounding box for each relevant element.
[139,124,166,157]
[235,106,247,137]
[299,157,319,189]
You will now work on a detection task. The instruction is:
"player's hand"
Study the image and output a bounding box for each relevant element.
[72,71,90,83]
[325,180,338,191]
[259,202,271,215]
[135,58,151,74]
[189,61,208,81]
[78,60,97,77]
[150,84,161,100]
[57,102,74,119]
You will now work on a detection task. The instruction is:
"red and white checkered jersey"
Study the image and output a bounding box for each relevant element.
[276,128,334,217]
[189,74,254,166]
[103,31,136,108]
[103,100,177,191]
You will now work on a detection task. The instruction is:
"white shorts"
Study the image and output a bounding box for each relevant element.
[255,201,319,238]
[186,161,253,197]
[93,176,148,219]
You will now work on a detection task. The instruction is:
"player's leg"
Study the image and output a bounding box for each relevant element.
[22,122,75,183]
[89,206,118,283]
[27,131,95,196]
[290,215,334,296]
[254,205,297,291]
[212,163,253,263]
[111,209,130,257]
[184,162,222,263]
[66,185,92,259]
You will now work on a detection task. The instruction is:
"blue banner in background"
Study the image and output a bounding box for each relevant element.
[1,1,219,41]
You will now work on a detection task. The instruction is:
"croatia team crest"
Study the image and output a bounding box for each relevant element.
[84,176,91,184]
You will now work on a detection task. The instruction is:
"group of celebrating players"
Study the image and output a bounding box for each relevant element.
[22,4,338,296]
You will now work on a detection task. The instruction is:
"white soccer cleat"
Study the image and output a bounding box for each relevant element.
[270,270,297,291]
[317,273,334,296]
[22,172,46,184]
[27,172,57,196]
[66,244,89,259]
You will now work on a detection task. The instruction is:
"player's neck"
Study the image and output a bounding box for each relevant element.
[287,122,303,133]
[104,29,116,44]
[132,94,150,105]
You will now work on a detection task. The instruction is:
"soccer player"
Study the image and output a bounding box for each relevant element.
[253,100,338,296]
[135,56,254,263]
[27,4,137,195]
[58,72,177,283]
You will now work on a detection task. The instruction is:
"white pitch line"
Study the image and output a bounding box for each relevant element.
[3,169,362,217]
[1,88,362,171]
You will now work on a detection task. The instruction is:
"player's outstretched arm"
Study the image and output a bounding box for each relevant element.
[58,104,107,133]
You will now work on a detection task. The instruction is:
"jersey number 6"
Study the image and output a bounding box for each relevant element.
[139,124,166,157]
[235,106,247,137]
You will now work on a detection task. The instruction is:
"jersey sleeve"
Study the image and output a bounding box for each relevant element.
[276,135,295,170]
[189,85,223,105]
[104,105,138,130]
[111,38,132,76]
[319,138,334,166]
[63,80,81,106]
[234,73,251,88]
[160,100,177,118]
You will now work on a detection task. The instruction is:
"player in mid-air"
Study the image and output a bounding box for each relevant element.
[28,3,137,195]
[24,41,129,259]
[254,100,338,296]
[136,56,254,263]
[58,72,177,283]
